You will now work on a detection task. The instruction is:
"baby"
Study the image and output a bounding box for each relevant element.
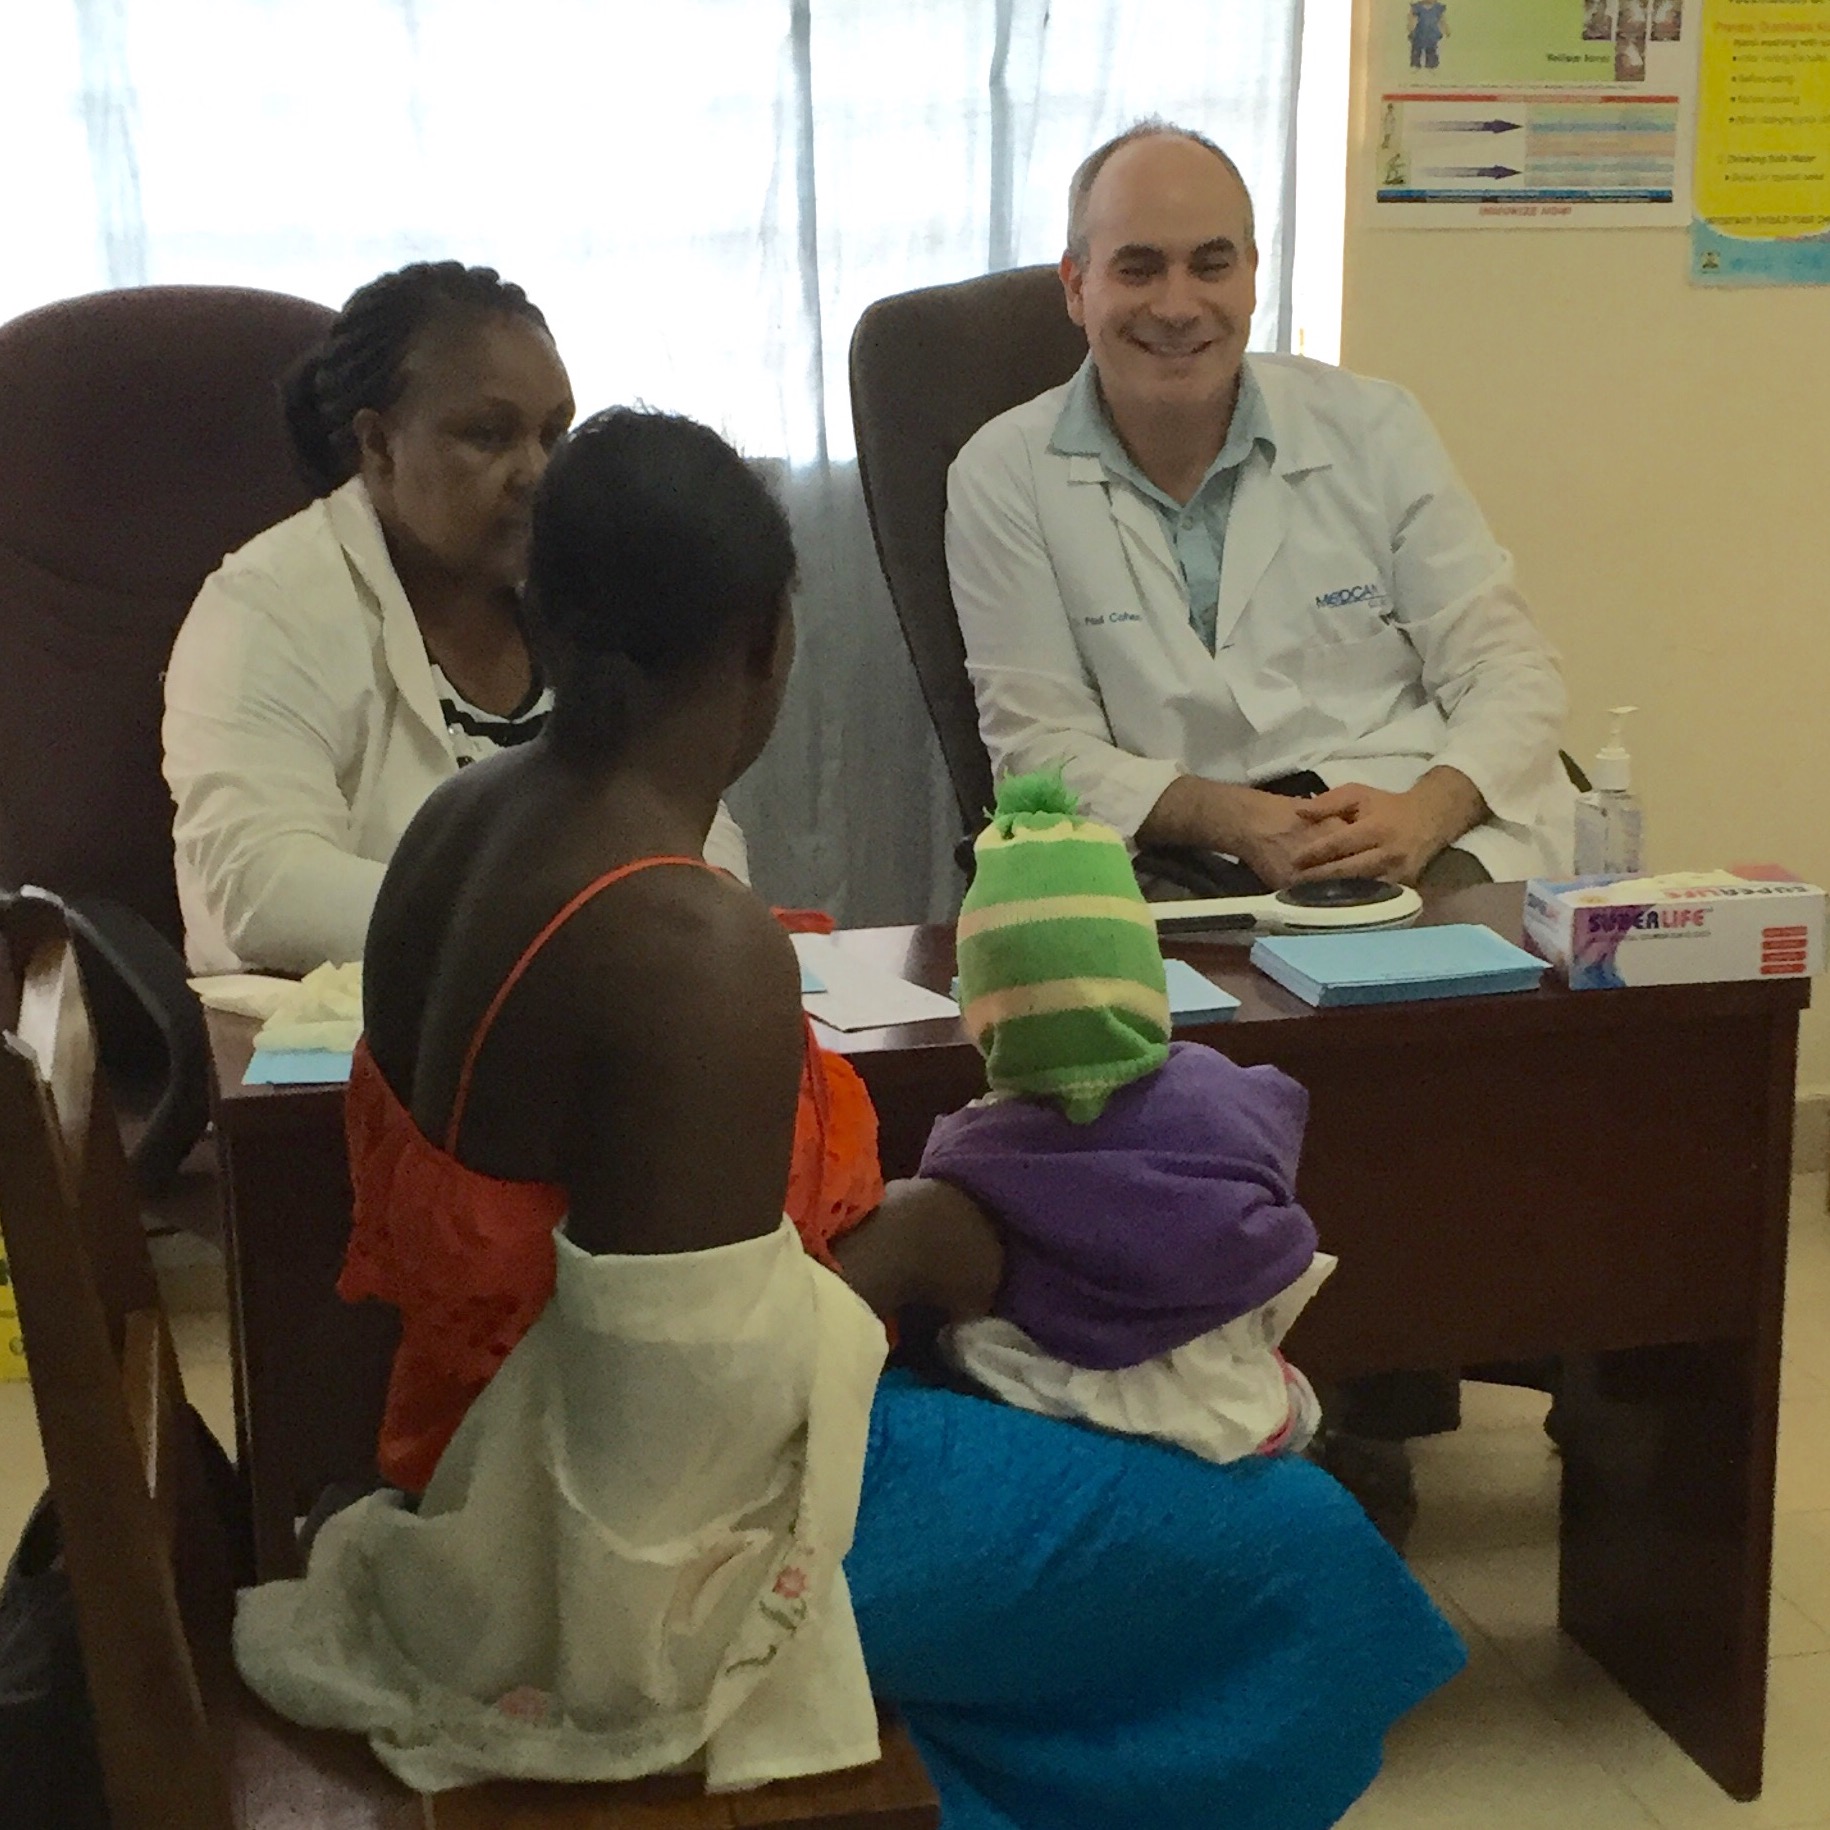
[925,772,1334,1465]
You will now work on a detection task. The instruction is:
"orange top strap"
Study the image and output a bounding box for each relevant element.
[445,855,711,1154]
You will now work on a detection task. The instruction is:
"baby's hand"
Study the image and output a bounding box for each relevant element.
[833,1178,1004,1320]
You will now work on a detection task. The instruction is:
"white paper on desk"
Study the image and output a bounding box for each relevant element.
[189,973,294,1022]
[790,933,960,1032]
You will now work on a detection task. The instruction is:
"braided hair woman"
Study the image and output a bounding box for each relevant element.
[163,261,749,974]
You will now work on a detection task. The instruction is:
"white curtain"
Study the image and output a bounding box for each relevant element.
[3,0,1305,924]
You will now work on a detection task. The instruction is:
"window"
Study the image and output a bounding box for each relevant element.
[3,1,1316,458]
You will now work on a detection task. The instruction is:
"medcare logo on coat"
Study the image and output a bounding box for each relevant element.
[1314,582,1391,611]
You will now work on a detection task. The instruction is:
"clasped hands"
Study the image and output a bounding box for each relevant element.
[1194,767,1487,891]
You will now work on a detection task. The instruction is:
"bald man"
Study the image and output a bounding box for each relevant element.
[946,120,1574,899]
[945,122,1576,1519]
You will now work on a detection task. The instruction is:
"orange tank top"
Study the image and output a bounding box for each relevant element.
[339,857,886,1493]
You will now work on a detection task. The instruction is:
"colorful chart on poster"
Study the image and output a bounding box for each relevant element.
[1691,0,1830,283]
[1371,0,1700,225]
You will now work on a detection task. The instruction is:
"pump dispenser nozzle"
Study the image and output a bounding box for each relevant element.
[1592,705,1637,794]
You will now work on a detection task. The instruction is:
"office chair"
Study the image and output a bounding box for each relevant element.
[0,284,334,1207]
[849,264,1084,845]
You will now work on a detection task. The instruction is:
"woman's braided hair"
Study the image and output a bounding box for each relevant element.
[281,261,550,495]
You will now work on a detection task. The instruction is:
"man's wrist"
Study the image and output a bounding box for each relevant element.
[1138,775,1258,855]
[1410,766,1487,851]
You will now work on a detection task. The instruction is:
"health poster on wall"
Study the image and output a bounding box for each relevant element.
[1369,0,1701,226]
[1691,0,1830,283]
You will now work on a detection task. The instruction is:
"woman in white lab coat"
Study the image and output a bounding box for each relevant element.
[163,261,748,974]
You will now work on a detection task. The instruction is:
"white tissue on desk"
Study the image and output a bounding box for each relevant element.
[208,962,367,1054]
[188,973,294,1022]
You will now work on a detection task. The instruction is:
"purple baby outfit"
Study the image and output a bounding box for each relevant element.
[919,1042,1317,1371]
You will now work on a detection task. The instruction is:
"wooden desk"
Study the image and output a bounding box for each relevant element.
[208,882,1806,1801]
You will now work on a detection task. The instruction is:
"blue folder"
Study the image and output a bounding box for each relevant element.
[1162,957,1241,1024]
[1249,924,1547,1008]
[243,1048,355,1086]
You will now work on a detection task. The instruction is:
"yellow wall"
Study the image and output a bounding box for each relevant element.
[1342,0,1830,1087]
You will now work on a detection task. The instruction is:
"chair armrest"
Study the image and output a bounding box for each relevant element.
[48,892,209,1194]
[1131,845,1271,899]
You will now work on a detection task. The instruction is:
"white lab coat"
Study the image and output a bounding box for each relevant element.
[946,355,1575,882]
[163,479,750,974]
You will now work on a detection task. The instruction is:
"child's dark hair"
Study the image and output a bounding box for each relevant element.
[281,261,549,495]
[528,409,795,750]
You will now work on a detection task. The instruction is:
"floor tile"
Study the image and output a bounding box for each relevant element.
[1337,1655,1663,1828]
[0,1305,235,1561]
[1405,1583,1522,1694]
[1456,1379,1554,1434]
[0,1379,47,1561]
[1783,1317,1830,1396]
[1416,1540,1559,1663]
[1769,1592,1830,1660]
[149,1229,229,1317]
[1780,1352,1829,1405]
[1777,1394,1830,1514]
[1406,1415,1560,1563]
[1773,1510,1830,1637]
[1557,1649,1830,1828]
[170,1306,238,1457]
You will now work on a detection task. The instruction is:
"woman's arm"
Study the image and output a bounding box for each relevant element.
[163,564,384,971]
[833,1178,1005,1321]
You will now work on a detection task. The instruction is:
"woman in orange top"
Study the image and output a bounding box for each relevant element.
[294,405,1461,1826]
[343,409,999,1489]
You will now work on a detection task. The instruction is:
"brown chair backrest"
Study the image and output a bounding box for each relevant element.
[849,265,1087,834]
[0,286,334,947]
[3,896,937,1828]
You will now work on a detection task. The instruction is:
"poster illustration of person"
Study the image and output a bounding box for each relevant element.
[1408,0,1449,69]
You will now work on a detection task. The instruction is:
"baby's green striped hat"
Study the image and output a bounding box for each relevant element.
[957,769,1169,1124]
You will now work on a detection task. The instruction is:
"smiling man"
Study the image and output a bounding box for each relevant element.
[946,121,1574,893]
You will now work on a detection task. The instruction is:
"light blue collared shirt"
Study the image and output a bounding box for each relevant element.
[1049,357,1276,653]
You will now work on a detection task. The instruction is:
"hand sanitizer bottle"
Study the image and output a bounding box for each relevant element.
[1572,705,1644,875]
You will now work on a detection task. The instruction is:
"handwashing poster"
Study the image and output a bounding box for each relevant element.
[1691,0,1830,285]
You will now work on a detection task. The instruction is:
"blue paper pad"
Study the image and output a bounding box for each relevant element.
[799,959,825,994]
[1163,957,1241,1024]
[1250,924,1547,1008]
[243,1048,355,1086]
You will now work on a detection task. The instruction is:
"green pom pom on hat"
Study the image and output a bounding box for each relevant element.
[957,769,1169,1123]
[985,769,1080,831]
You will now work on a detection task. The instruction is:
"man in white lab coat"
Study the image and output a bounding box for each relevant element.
[947,123,1573,1507]
[946,121,1574,895]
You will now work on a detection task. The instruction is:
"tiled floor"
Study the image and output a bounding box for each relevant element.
[4,1183,1829,1826]
[1340,1174,1830,1830]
